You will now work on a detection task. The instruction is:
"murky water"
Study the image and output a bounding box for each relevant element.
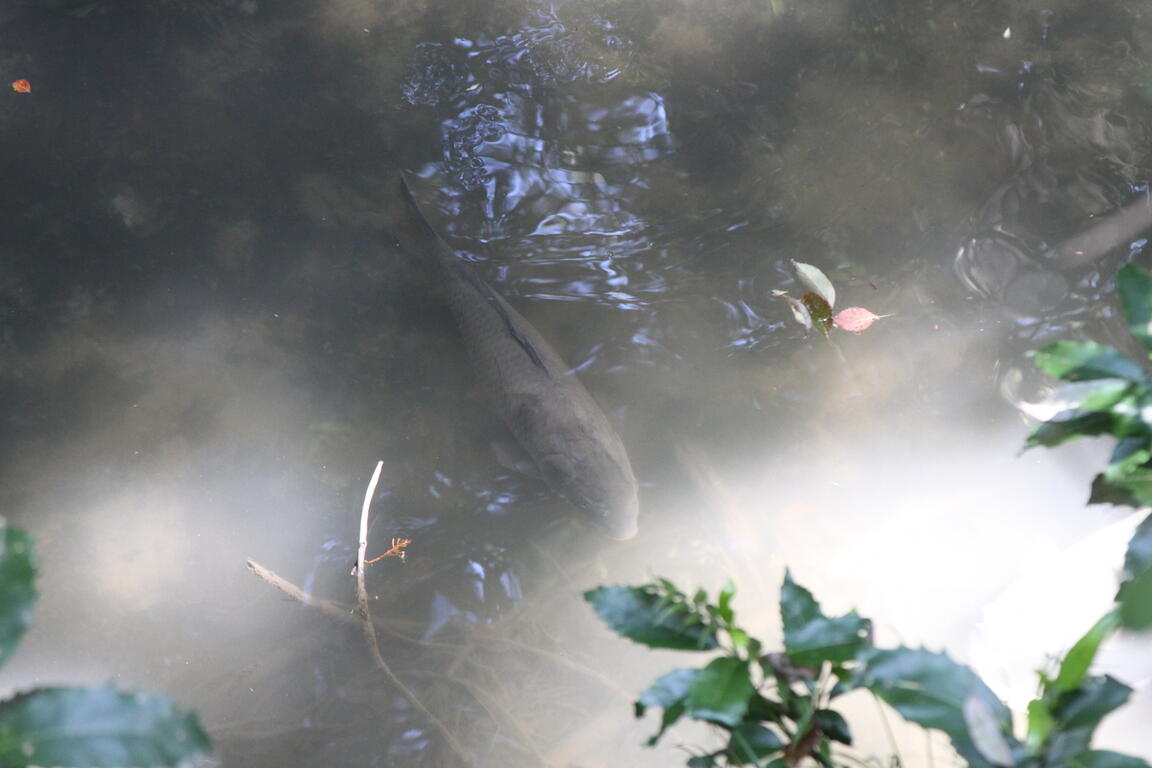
[2,1,1152,766]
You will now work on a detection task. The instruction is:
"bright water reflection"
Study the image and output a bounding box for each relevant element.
[1,0,1152,766]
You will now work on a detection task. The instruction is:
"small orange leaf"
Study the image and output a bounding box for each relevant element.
[11,79,30,93]
[832,307,890,333]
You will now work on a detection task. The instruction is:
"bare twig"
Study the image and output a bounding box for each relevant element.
[355,460,384,614]
[352,462,471,764]
[247,462,472,765]
[246,559,354,623]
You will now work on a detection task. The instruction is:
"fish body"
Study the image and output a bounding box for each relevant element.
[400,178,639,539]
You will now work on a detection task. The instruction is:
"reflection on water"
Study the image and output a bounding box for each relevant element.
[2,0,1152,765]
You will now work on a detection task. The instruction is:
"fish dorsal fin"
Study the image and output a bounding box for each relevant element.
[452,262,549,373]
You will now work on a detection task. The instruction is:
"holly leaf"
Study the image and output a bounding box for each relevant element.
[0,685,210,768]
[585,584,719,650]
[780,570,868,667]
[636,668,698,745]
[852,646,1017,768]
[686,657,755,727]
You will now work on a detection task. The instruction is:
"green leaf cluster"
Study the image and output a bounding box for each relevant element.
[587,569,1150,767]
[0,520,210,767]
[1025,265,1152,633]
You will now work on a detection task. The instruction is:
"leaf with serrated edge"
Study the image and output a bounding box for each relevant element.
[636,668,697,745]
[686,657,754,728]
[585,585,719,651]
[853,646,1017,768]
[0,685,210,768]
[780,570,867,667]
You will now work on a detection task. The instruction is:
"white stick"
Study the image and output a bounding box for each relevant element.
[354,459,382,624]
[352,461,472,762]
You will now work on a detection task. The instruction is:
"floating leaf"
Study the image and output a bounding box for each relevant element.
[686,657,754,727]
[832,307,890,333]
[772,290,813,333]
[801,292,834,337]
[780,570,868,667]
[791,261,836,308]
[0,685,210,768]
[0,523,36,669]
[585,584,719,651]
[10,80,30,93]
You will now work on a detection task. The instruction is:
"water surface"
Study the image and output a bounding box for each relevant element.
[1,1,1151,765]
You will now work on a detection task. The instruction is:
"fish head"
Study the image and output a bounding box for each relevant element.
[537,447,639,540]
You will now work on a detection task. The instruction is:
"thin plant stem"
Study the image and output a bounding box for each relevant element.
[872,693,903,767]
[352,462,472,763]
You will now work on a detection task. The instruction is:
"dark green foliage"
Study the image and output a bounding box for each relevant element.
[1026,265,1152,628]
[1117,260,1152,352]
[0,686,211,768]
[1025,267,1152,505]
[1076,751,1152,768]
[686,658,755,727]
[1041,676,1132,764]
[780,569,869,667]
[588,571,1148,767]
[0,525,35,669]
[723,721,785,763]
[852,646,1018,768]
[636,669,699,745]
[0,520,209,767]
[584,582,721,650]
[1031,341,1147,383]
[586,265,1152,767]
[1053,612,1120,693]
[1118,514,1152,630]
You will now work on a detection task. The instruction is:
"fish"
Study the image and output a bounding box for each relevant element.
[399,176,639,540]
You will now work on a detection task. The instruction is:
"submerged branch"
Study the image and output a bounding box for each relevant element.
[352,461,472,764]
